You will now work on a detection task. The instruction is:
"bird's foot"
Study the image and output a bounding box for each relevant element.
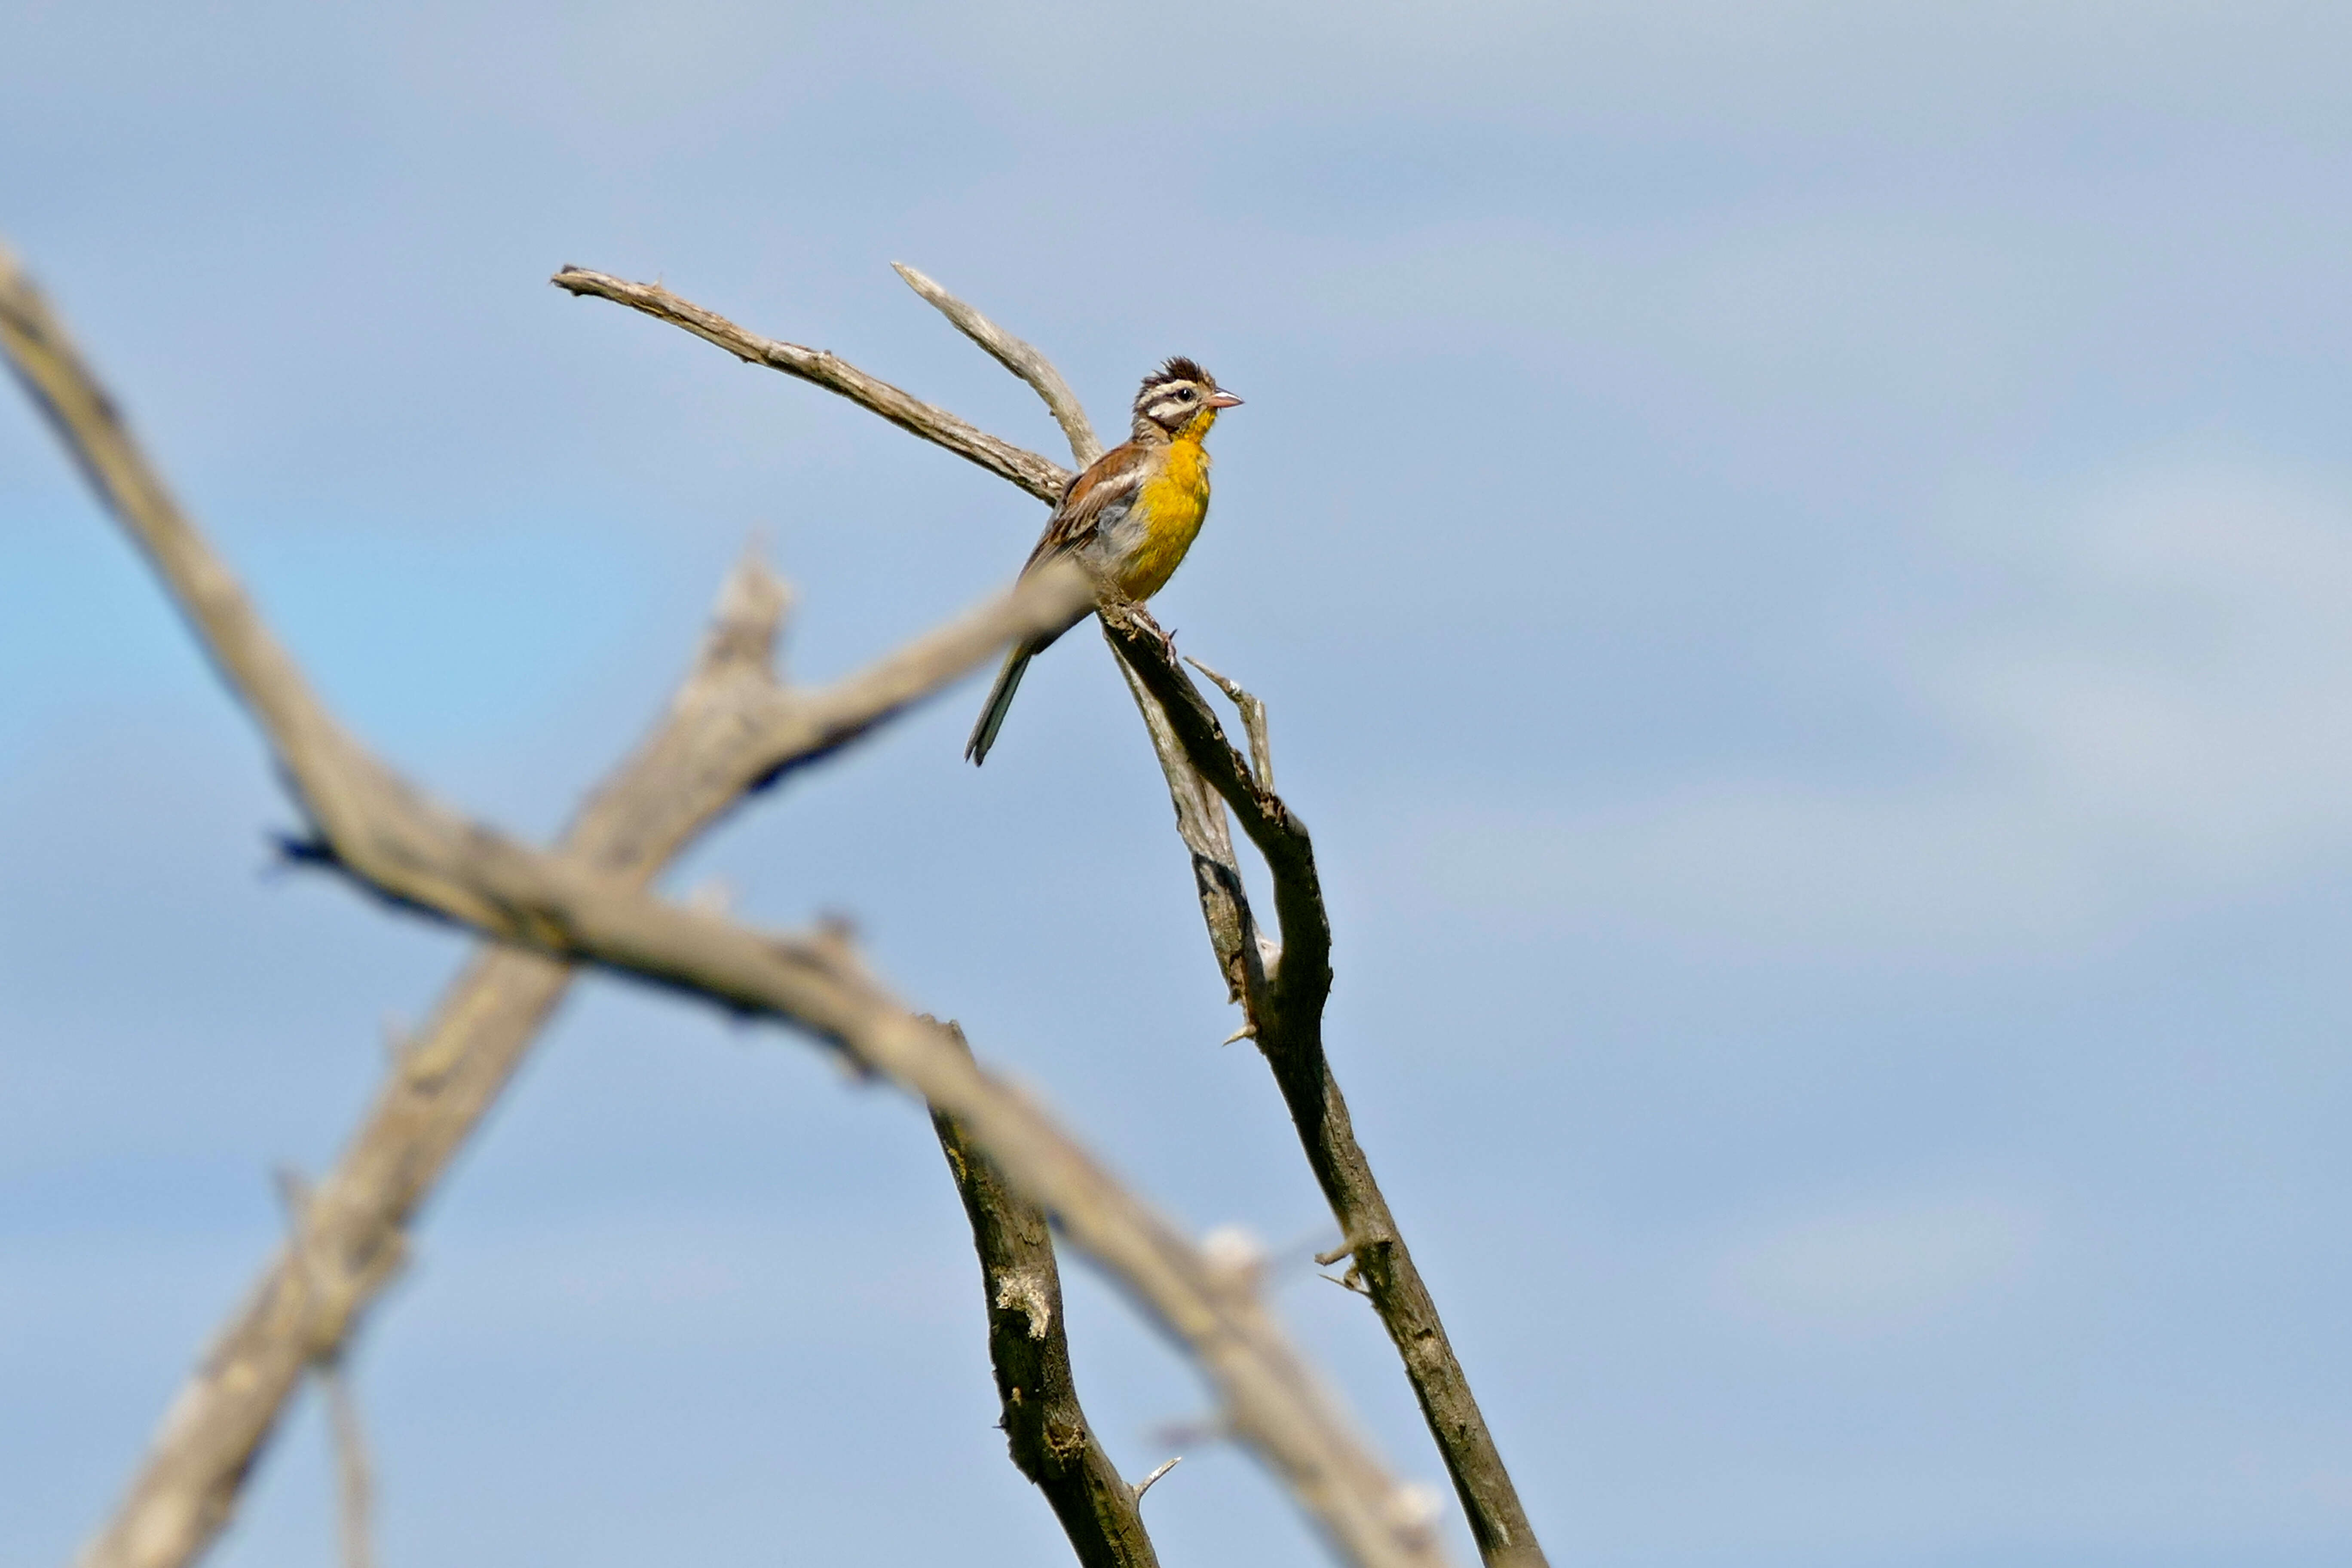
[1129,604,1177,657]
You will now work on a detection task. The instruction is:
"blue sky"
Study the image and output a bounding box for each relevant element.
[5,4,2351,1565]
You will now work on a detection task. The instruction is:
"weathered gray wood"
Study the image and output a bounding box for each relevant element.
[627,248,1553,1568]
[553,265,1074,502]
[893,262,1105,470]
[2,239,1451,1568]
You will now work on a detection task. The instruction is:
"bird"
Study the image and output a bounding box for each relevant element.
[965,356,1242,765]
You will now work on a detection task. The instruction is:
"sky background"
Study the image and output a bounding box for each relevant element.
[5,3,2351,1565]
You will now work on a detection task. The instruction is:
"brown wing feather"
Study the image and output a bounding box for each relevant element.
[1021,439,1152,574]
[968,440,1158,765]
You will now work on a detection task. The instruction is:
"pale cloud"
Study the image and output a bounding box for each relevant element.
[1420,458,2352,956]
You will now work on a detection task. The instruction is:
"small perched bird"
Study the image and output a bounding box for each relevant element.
[965,356,1242,765]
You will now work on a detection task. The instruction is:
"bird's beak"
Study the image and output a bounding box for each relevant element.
[1207,390,1243,408]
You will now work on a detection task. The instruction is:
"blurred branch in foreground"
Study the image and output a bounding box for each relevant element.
[2,238,1449,1568]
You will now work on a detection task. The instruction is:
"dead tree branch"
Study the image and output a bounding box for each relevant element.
[35,536,1083,1568]
[1101,606,1331,1020]
[551,254,1546,1567]
[1112,648,1279,1012]
[551,266,1073,503]
[893,263,1103,469]
[864,258,1548,1568]
[269,1173,380,1568]
[1184,655,1275,795]
[1132,1457,1182,1501]
[4,242,1449,1568]
[1102,608,1545,1568]
[60,548,1085,1568]
[931,1022,1159,1568]
[319,1363,377,1568]
[5,236,1077,1568]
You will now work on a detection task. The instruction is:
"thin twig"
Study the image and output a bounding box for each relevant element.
[893,263,1102,469]
[1184,655,1274,795]
[270,1172,378,1568]
[872,259,1546,1565]
[1103,606,1329,1018]
[319,1364,377,1568]
[1109,644,1276,1006]
[551,266,1073,503]
[931,1021,1158,1568]
[5,240,1449,1568]
[1131,1458,1182,1503]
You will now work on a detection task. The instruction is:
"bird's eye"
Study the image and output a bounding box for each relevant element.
[1177,387,1196,401]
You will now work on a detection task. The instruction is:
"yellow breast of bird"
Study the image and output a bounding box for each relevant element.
[1116,440,1212,600]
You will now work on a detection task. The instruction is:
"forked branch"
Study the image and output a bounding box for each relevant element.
[57,545,1095,1568]
[556,254,1546,1568]
[3,241,1448,1568]
[894,263,1103,469]
[551,265,1073,502]
[1185,655,1275,793]
[1103,612,1543,1568]
[854,258,1549,1568]
[1100,606,1332,1027]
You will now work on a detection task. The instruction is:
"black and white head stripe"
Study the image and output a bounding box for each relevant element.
[1133,357,1220,428]
[1142,355,1213,392]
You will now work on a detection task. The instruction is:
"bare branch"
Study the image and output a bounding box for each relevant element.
[1131,1458,1183,1502]
[269,1172,378,1568]
[5,239,1087,1568]
[742,564,1095,786]
[931,1022,1158,1568]
[59,573,1085,1568]
[536,253,1552,1568]
[319,1365,377,1568]
[6,241,1450,1568]
[1109,644,1275,1008]
[1184,655,1274,795]
[1103,606,1547,1568]
[551,266,1073,503]
[1104,607,1329,1017]
[893,262,1103,469]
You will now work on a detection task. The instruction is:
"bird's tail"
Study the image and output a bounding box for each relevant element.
[965,643,1035,766]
